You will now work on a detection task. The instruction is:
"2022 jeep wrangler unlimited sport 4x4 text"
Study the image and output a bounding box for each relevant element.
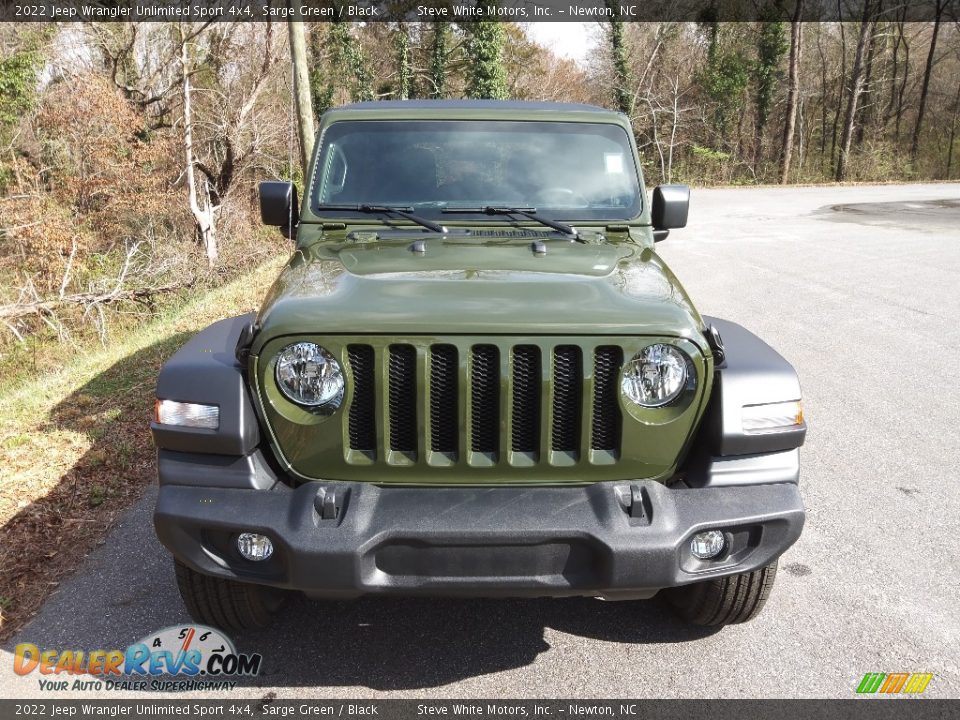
[152,101,806,631]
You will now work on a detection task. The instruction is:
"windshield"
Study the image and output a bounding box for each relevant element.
[311,120,642,222]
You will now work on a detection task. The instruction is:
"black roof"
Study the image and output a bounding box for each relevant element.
[334,100,615,113]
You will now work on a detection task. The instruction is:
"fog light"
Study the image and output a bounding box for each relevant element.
[237,533,273,562]
[690,530,726,560]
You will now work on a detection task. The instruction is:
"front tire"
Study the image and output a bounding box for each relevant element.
[174,560,286,632]
[664,560,779,626]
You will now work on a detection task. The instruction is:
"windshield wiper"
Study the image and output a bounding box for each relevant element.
[318,204,446,234]
[442,206,582,241]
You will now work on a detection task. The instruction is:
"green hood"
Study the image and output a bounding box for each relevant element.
[251,235,706,355]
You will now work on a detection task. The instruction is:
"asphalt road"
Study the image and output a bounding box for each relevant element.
[3,183,959,700]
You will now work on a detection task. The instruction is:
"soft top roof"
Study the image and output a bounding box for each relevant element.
[319,100,631,132]
[333,100,617,114]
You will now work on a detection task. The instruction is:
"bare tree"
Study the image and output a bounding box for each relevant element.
[911,0,947,161]
[180,32,218,266]
[830,21,847,169]
[836,3,876,181]
[887,13,912,141]
[780,3,804,183]
[948,79,960,178]
[288,5,315,173]
[853,11,880,149]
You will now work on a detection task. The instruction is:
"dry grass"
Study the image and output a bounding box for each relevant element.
[0,255,286,640]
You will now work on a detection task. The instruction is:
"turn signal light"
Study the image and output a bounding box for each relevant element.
[155,399,219,429]
[742,400,803,433]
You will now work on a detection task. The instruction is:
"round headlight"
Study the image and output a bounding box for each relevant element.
[622,344,692,407]
[275,342,344,408]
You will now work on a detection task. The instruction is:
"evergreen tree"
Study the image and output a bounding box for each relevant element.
[329,21,375,103]
[700,22,750,137]
[466,11,508,100]
[308,26,334,121]
[0,30,47,141]
[605,0,633,115]
[753,20,787,170]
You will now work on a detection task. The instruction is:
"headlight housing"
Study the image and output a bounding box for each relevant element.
[275,342,344,408]
[621,343,693,408]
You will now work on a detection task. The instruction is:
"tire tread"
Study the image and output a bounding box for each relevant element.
[665,560,779,626]
[174,560,278,632]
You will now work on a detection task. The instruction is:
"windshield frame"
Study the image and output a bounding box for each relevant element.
[307,119,645,226]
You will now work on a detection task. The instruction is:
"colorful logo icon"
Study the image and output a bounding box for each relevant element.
[856,673,933,695]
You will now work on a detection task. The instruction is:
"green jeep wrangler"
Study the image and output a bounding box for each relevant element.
[152,101,806,631]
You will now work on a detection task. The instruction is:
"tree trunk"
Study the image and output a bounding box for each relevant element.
[780,3,803,183]
[830,20,847,173]
[396,23,412,100]
[430,22,447,98]
[911,1,944,162]
[288,8,315,175]
[797,93,807,173]
[645,97,665,184]
[753,21,787,177]
[666,75,681,183]
[884,12,905,130]
[946,79,960,179]
[466,18,508,100]
[894,20,910,143]
[817,26,828,162]
[836,2,874,182]
[308,25,331,122]
[605,1,634,115]
[180,37,217,266]
[854,12,879,148]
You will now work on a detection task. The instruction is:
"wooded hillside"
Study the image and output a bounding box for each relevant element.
[1,19,958,359]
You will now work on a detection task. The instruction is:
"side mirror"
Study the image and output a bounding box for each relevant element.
[651,184,690,241]
[259,181,299,238]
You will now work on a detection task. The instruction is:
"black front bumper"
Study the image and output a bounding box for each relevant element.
[154,468,804,600]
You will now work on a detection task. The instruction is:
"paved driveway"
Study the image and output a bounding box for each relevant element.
[2,183,959,699]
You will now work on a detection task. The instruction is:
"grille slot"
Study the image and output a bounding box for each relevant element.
[470,345,500,455]
[346,345,376,453]
[388,344,417,454]
[591,346,623,452]
[511,346,541,454]
[430,345,459,454]
[341,339,626,468]
[551,346,582,453]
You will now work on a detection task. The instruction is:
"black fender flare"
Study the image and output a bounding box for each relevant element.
[700,316,806,457]
[151,314,260,456]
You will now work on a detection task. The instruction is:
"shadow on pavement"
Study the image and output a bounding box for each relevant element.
[237,594,716,691]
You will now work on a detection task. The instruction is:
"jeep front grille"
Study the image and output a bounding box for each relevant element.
[345,340,624,466]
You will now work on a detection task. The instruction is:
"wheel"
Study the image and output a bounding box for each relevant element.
[663,560,779,626]
[174,559,286,632]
